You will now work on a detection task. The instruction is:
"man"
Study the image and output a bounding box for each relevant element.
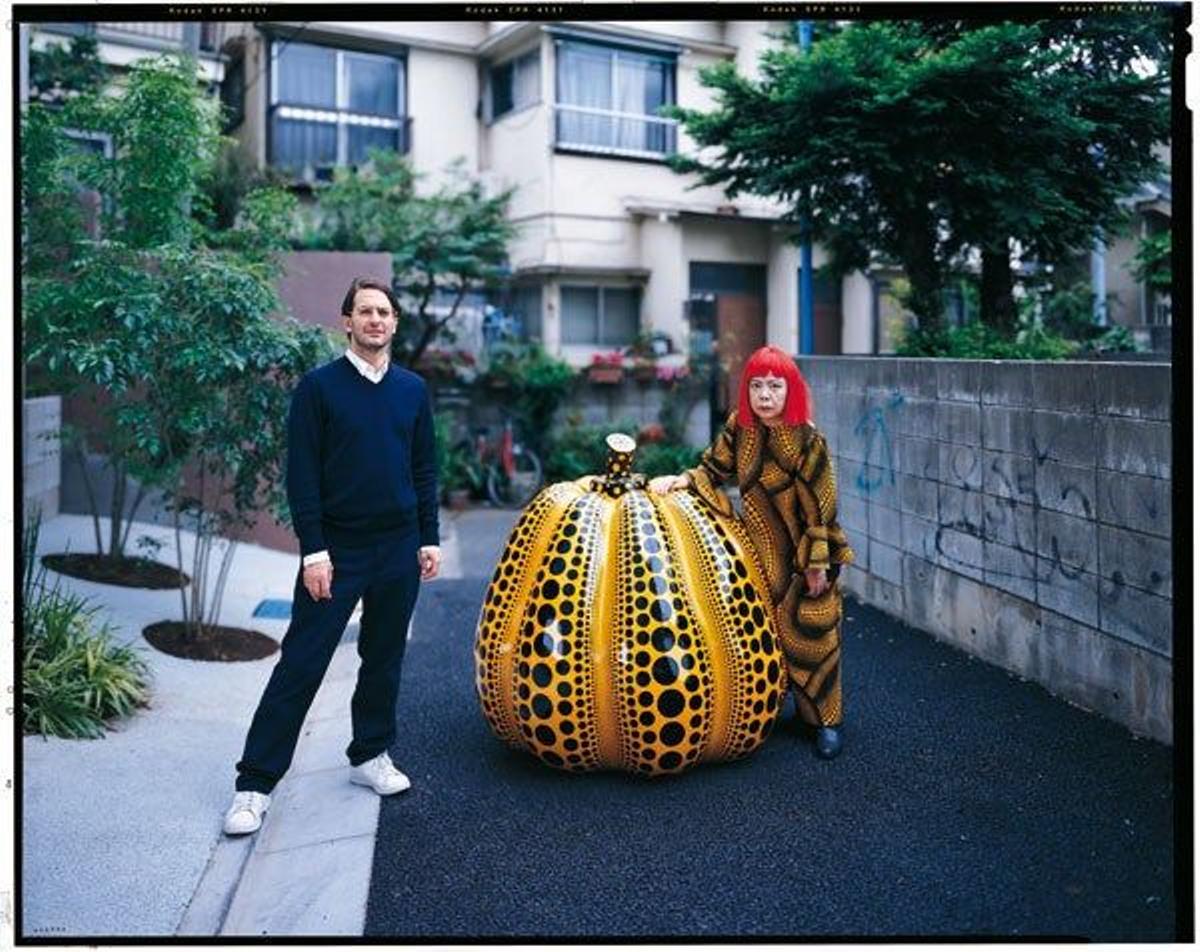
[223,277,441,835]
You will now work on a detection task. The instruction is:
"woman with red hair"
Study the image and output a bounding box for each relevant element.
[650,345,854,758]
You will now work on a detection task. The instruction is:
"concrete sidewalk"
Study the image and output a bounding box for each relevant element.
[20,510,461,938]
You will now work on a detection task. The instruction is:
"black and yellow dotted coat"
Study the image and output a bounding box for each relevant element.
[685,413,854,728]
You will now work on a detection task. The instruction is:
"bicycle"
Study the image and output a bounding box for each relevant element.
[455,418,543,508]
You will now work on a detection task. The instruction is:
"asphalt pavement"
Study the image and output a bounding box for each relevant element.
[365,510,1175,940]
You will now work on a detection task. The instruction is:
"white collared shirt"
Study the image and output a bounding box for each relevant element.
[302,349,391,567]
[344,347,390,384]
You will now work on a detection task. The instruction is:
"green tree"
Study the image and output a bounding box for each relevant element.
[667,14,1172,333]
[667,23,958,329]
[28,33,108,103]
[23,55,337,639]
[306,151,518,366]
[904,14,1171,332]
[24,57,223,558]
[1132,231,1171,292]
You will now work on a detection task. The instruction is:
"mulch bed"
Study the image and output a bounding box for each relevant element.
[143,621,279,662]
[42,553,189,589]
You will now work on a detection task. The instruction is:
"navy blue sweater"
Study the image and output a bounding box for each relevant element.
[286,356,439,554]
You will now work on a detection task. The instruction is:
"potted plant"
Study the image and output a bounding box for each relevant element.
[628,331,675,385]
[587,351,626,384]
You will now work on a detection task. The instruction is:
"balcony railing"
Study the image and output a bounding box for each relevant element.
[554,104,678,159]
[41,21,226,54]
[269,107,413,183]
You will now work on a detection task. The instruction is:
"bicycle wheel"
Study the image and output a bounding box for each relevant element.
[487,445,543,508]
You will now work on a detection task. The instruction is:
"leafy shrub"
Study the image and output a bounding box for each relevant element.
[22,514,150,739]
[1089,324,1140,354]
[1132,231,1171,292]
[543,418,636,483]
[636,442,701,478]
[543,419,700,483]
[896,318,1078,359]
[481,343,577,454]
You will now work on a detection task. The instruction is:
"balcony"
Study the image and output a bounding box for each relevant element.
[554,105,678,161]
[40,21,227,56]
[269,107,413,183]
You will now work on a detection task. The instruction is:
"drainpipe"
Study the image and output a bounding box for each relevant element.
[795,21,814,355]
[1090,233,1107,327]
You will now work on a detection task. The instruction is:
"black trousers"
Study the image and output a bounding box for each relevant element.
[235,531,421,794]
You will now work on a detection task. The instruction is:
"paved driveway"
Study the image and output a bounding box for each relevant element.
[365,510,1176,940]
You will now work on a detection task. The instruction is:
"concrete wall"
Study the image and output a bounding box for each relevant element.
[797,357,1173,744]
[23,397,62,521]
[407,45,480,191]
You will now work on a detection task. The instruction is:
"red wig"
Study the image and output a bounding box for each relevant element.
[736,345,812,428]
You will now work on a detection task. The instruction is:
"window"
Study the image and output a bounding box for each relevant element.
[511,285,542,340]
[555,41,676,157]
[488,50,540,121]
[270,40,407,180]
[62,129,113,237]
[561,286,639,346]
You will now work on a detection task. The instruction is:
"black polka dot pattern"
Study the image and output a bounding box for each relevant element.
[512,492,605,771]
[612,493,713,775]
[474,474,786,777]
[473,482,581,749]
[672,492,785,757]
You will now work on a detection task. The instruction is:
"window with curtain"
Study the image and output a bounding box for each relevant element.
[270,40,408,178]
[508,284,543,340]
[489,50,540,121]
[561,286,640,345]
[555,40,676,157]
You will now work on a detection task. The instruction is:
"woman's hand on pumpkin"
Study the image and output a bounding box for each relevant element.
[649,474,687,495]
[805,567,829,597]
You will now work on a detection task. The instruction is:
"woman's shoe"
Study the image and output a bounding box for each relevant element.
[815,726,843,759]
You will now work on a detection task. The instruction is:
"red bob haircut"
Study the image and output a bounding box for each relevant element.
[736,345,812,428]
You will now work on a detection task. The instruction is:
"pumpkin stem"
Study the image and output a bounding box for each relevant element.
[593,433,645,497]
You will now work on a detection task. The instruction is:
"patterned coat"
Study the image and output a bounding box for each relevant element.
[685,413,854,727]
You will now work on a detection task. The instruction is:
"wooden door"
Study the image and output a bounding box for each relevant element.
[715,293,767,417]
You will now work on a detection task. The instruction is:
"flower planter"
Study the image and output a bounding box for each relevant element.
[631,364,658,385]
[586,366,625,385]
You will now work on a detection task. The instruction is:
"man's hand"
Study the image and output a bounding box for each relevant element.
[303,559,333,601]
[419,545,442,581]
[805,567,830,598]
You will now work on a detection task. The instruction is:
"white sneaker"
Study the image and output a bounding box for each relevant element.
[223,791,271,835]
[350,751,411,796]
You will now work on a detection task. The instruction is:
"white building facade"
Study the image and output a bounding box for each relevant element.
[24,17,1172,360]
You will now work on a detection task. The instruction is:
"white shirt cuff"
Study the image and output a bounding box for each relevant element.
[303,550,331,566]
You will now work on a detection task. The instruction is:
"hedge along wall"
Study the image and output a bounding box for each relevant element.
[796,357,1173,745]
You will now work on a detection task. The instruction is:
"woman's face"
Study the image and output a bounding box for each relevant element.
[748,373,787,423]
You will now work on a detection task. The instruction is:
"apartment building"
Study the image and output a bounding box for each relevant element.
[215,18,843,374]
[23,17,1173,361]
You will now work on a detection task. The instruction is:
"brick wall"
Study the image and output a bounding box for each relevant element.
[798,357,1173,744]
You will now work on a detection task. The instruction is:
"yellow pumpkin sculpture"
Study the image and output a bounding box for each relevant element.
[474,434,788,776]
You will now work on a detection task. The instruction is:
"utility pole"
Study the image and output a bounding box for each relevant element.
[795,21,814,355]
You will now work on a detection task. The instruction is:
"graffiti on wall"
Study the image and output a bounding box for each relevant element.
[853,390,904,494]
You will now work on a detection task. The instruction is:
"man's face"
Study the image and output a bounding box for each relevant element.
[344,288,397,353]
